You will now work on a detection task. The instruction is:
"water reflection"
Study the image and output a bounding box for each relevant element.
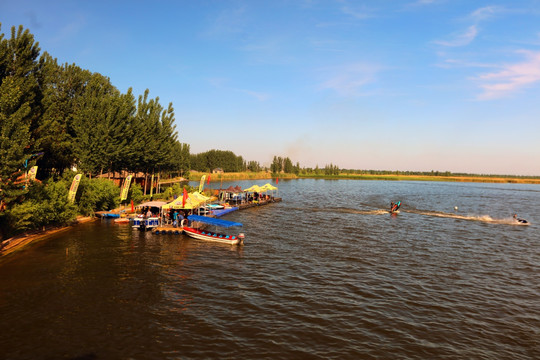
[1,180,539,359]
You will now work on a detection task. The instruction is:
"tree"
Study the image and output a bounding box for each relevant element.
[0,25,42,210]
[37,54,92,177]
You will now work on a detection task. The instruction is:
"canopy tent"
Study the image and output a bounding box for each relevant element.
[260,183,278,191]
[136,201,168,208]
[244,185,262,193]
[188,215,242,228]
[234,185,243,192]
[219,185,244,203]
[162,192,210,210]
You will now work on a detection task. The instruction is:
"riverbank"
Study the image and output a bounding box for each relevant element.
[189,171,540,184]
[0,216,95,258]
[299,173,540,184]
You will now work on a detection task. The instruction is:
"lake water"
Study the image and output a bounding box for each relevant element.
[1,179,539,359]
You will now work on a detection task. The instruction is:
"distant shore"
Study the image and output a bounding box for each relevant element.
[189,171,540,184]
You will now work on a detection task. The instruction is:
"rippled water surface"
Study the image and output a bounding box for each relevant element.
[1,180,539,359]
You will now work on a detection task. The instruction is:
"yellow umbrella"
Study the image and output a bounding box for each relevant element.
[260,183,278,191]
[244,185,262,192]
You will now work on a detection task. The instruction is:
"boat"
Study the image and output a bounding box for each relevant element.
[390,201,401,214]
[114,217,130,224]
[513,214,529,224]
[182,215,244,245]
[132,216,160,231]
[100,212,120,218]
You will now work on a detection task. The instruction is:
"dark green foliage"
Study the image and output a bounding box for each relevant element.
[75,176,120,216]
[270,156,299,175]
[0,24,43,209]
[36,54,91,178]
[247,160,261,172]
[190,149,245,172]
[127,183,144,205]
[0,180,77,238]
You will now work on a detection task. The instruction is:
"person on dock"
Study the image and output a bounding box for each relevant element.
[178,212,184,227]
[173,210,178,227]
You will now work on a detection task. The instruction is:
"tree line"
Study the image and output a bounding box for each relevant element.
[0,24,191,239]
[190,149,263,173]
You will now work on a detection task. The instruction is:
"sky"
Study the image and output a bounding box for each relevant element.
[2,0,540,176]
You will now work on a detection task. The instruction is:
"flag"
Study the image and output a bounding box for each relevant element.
[182,188,188,208]
[276,177,279,184]
[68,174,82,203]
[199,175,206,193]
[207,174,211,185]
[28,166,38,181]
[131,199,135,213]
[120,175,133,201]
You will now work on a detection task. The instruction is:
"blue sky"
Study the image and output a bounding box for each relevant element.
[2,0,540,175]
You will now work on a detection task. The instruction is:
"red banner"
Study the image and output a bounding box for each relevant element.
[182,188,188,208]
[207,174,211,185]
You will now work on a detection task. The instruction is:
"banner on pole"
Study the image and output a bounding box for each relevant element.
[68,174,82,203]
[199,175,206,193]
[120,175,133,201]
[28,166,38,181]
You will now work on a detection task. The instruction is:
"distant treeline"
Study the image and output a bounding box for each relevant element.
[190,149,262,173]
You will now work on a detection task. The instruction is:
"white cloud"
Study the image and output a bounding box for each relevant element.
[469,5,504,22]
[475,50,540,100]
[434,25,478,47]
[318,63,381,97]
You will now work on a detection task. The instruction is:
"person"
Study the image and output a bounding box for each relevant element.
[390,202,395,211]
[173,210,178,227]
[178,212,184,227]
[146,208,152,218]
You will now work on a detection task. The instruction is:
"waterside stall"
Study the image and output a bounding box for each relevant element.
[132,201,167,231]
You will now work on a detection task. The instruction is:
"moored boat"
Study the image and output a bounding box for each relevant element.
[132,217,160,231]
[182,215,244,245]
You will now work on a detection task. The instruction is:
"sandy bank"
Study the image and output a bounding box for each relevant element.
[0,216,96,257]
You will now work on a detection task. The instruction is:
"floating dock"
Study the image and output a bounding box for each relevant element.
[151,198,281,235]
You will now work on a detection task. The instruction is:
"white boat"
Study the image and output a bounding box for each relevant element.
[132,217,160,231]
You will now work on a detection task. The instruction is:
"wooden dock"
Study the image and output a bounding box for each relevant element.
[151,197,282,235]
[152,226,184,235]
[237,197,282,210]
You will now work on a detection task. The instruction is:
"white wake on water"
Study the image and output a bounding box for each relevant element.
[405,210,530,225]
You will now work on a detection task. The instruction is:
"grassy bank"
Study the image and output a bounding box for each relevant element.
[299,173,540,184]
[189,171,540,184]
[189,171,297,182]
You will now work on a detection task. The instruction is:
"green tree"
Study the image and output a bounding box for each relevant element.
[0,25,42,211]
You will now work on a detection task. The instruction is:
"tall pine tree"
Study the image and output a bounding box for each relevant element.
[0,25,42,210]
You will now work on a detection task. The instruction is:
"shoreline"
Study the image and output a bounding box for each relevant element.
[190,172,540,185]
[3,172,538,257]
[0,216,96,258]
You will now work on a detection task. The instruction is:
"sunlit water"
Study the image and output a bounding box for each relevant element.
[1,180,539,359]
